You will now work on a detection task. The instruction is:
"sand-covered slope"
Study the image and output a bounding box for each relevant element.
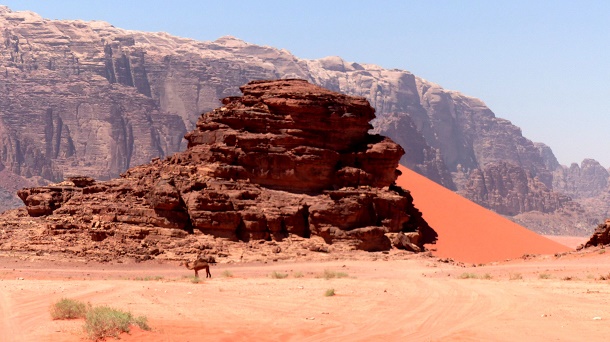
[396,165,571,263]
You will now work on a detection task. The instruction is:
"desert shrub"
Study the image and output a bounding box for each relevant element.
[324,288,336,297]
[538,273,552,279]
[317,270,349,279]
[270,271,288,279]
[509,273,522,280]
[84,306,150,340]
[562,276,578,281]
[221,270,234,278]
[481,273,493,280]
[293,271,304,278]
[134,276,164,281]
[182,275,201,283]
[459,273,478,279]
[598,273,610,280]
[182,275,203,284]
[50,298,89,319]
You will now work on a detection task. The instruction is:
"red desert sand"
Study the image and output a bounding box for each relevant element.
[395,165,572,263]
[3,253,610,342]
[2,165,606,342]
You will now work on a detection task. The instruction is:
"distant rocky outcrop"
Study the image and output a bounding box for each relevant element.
[553,159,609,199]
[579,219,610,249]
[535,142,560,171]
[455,162,572,216]
[9,80,436,260]
[0,6,606,235]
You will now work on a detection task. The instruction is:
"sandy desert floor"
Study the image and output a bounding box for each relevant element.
[0,164,597,341]
[2,249,610,342]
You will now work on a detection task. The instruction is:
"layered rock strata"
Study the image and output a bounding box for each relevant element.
[14,80,436,260]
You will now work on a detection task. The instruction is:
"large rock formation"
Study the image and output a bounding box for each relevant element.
[11,79,436,261]
[0,6,606,235]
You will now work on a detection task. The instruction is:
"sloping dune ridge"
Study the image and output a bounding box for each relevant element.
[396,165,572,263]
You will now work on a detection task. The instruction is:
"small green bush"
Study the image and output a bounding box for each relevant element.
[270,271,288,279]
[84,306,150,340]
[50,298,89,319]
[324,288,336,297]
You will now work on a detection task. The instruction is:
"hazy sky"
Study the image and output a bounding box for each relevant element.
[3,0,610,167]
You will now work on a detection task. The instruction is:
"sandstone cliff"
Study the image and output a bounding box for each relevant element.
[552,159,609,199]
[0,6,606,235]
[8,80,436,261]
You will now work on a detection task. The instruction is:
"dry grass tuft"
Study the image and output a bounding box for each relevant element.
[270,271,288,279]
[324,288,336,297]
[85,306,150,340]
[317,270,349,279]
[50,298,89,320]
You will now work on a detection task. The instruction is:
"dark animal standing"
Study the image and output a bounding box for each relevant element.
[181,256,216,278]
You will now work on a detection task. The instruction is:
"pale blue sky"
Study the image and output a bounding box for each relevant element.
[3,1,610,167]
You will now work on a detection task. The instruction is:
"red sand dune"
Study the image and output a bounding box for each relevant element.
[396,165,572,263]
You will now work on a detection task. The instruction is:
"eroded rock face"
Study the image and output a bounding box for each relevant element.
[553,159,609,199]
[580,219,610,249]
[14,80,436,259]
[455,162,572,216]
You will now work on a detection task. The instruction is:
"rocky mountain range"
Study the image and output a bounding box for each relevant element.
[0,6,607,235]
